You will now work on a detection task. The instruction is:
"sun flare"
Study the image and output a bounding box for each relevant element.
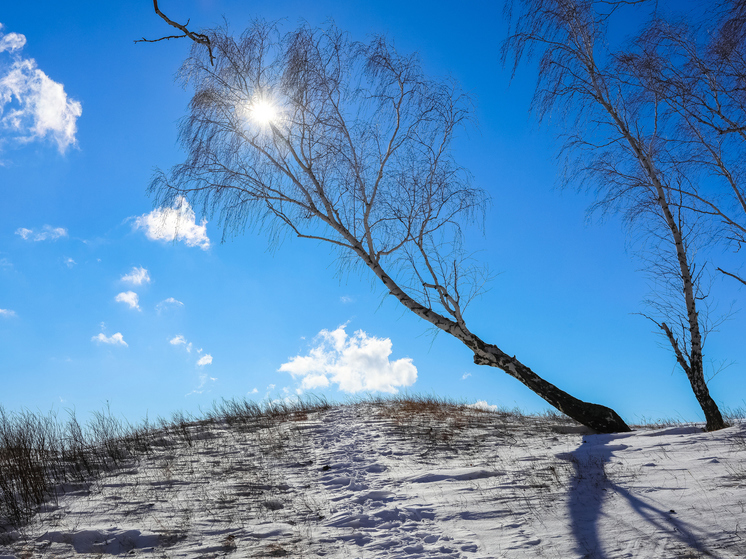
[251,99,278,125]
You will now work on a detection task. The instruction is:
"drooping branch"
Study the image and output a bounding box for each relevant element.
[135,0,214,66]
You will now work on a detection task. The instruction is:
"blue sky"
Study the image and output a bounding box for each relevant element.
[1,0,743,425]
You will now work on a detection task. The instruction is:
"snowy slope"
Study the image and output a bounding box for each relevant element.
[1,401,744,558]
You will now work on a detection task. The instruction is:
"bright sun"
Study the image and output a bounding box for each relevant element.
[251,100,278,125]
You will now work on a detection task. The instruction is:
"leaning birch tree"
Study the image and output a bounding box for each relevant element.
[503,0,728,430]
[144,17,631,433]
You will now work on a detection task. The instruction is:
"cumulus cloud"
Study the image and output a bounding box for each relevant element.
[0,308,16,317]
[0,25,81,152]
[91,332,127,346]
[132,197,210,250]
[156,297,184,313]
[115,291,140,311]
[197,354,213,367]
[14,225,67,241]
[279,325,417,394]
[121,266,150,285]
[468,400,498,412]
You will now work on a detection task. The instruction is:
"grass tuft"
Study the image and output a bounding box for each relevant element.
[0,395,331,528]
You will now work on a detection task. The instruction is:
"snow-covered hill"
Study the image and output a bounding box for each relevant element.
[1,399,744,558]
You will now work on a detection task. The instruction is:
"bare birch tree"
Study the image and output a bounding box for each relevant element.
[503,0,728,430]
[146,19,631,433]
[616,1,746,286]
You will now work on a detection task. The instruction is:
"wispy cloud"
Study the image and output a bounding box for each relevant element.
[64,257,75,268]
[169,334,192,353]
[462,372,472,380]
[0,24,82,153]
[132,197,210,250]
[121,266,150,285]
[197,354,213,367]
[91,332,127,346]
[15,225,67,241]
[185,350,216,396]
[0,27,26,53]
[340,295,355,304]
[187,370,217,396]
[279,324,417,393]
[115,291,140,311]
[0,308,16,317]
[156,297,184,313]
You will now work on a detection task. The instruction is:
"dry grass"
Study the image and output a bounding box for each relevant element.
[2,394,565,531]
[2,395,745,558]
[0,396,331,529]
[3,394,741,546]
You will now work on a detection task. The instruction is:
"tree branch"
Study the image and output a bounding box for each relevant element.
[716,266,746,287]
[658,321,693,377]
[135,0,214,66]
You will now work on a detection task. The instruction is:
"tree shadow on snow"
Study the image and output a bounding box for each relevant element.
[558,431,716,559]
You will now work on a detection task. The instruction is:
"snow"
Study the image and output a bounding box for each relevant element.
[1,402,744,558]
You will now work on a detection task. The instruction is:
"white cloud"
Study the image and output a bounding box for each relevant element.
[121,266,150,285]
[14,225,67,241]
[279,325,417,394]
[0,25,26,53]
[340,295,354,304]
[197,354,213,367]
[468,400,498,412]
[156,297,184,313]
[15,227,32,239]
[249,388,258,394]
[64,257,75,268]
[0,26,81,153]
[132,197,210,250]
[0,308,16,317]
[115,291,140,311]
[91,332,127,346]
[462,372,472,380]
[187,370,217,396]
[169,334,192,353]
